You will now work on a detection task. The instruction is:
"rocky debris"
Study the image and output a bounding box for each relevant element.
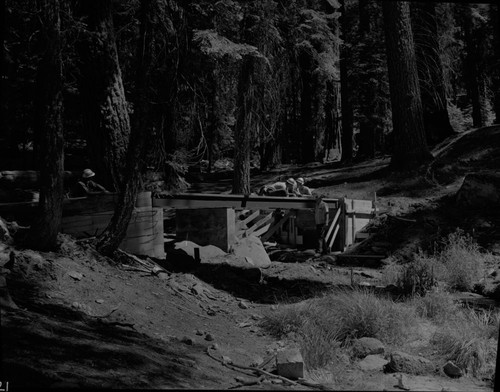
[385,351,435,375]
[0,275,18,309]
[443,361,462,378]
[394,373,410,390]
[68,271,83,281]
[181,336,194,345]
[352,337,385,358]
[195,329,204,336]
[204,333,214,342]
[276,348,304,380]
[238,300,249,309]
[0,218,11,242]
[357,355,389,371]
[456,172,500,208]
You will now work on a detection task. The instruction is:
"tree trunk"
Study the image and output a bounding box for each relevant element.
[24,0,64,251]
[382,0,432,170]
[356,0,383,159]
[232,56,254,194]
[339,0,354,163]
[491,4,500,124]
[96,0,157,256]
[76,0,130,192]
[299,49,315,164]
[411,1,454,145]
[462,4,488,128]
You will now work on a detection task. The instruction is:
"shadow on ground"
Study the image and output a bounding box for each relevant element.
[2,278,215,389]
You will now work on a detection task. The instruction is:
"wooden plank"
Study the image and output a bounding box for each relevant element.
[245,212,273,237]
[261,211,292,242]
[153,193,339,210]
[240,210,260,226]
[324,208,341,243]
[328,224,340,249]
[252,223,271,238]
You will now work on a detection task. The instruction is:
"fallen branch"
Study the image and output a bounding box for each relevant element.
[206,347,328,390]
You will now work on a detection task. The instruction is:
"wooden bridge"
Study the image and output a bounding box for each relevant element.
[0,192,377,257]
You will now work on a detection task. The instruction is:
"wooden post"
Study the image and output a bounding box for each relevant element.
[341,197,346,252]
[373,191,378,216]
[351,199,356,245]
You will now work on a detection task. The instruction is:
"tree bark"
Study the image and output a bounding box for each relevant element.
[339,0,354,163]
[357,0,378,159]
[411,1,455,145]
[382,1,432,170]
[461,4,488,128]
[232,56,254,194]
[96,0,157,256]
[491,4,500,124]
[76,0,130,192]
[24,0,64,250]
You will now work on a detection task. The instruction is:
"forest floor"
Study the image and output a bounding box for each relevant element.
[2,126,500,391]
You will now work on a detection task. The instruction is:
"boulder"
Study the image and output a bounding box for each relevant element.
[384,351,435,375]
[352,337,385,358]
[443,361,462,378]
[357,355,389,371]
[276,348,304,380]
[232,235,271,268]
[456,172,500,208]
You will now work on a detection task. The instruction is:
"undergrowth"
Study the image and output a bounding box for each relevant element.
[431,306,499,378]
[261,288,416,370]
[383,229,493,294]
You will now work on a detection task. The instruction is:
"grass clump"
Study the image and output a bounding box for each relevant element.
[431,307,499,378]
[436,229,486,291]
[386,230,492,294]
[261,288,417,370]
[411,290,458,322]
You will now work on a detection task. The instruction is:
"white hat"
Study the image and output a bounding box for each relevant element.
[297,177,304,185]
[286,178,296,185]
[82,168,95,179]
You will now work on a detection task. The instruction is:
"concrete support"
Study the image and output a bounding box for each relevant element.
[175,208,235,252]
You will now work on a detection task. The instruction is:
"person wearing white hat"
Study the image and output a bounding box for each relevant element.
[257,178,300,197]
[296,177,312,196]
[70,169,110,197]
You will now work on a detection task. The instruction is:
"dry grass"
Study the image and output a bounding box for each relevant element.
[383,230,493,294]
[436,230,487,291]
[431,307,499,378]
[411,290,458,322]
[261,288,417,370]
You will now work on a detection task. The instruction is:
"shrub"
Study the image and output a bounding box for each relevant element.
[396,251,442,296]
[431,308,499,378]
[438,230,486,291]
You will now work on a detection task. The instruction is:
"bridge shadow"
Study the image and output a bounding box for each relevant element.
[156,249,340,304]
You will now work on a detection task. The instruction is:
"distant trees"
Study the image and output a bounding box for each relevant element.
[382,0,431,170]
[24,0,64,250]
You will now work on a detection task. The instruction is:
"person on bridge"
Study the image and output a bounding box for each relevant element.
[296,177,313,196]
[314,193,330,254]
[70,169,110,197]
[258,178,300,197]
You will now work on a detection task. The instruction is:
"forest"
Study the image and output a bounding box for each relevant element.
[1,0,499,254]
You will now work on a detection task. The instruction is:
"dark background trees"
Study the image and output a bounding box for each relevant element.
[2,0,500,251]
